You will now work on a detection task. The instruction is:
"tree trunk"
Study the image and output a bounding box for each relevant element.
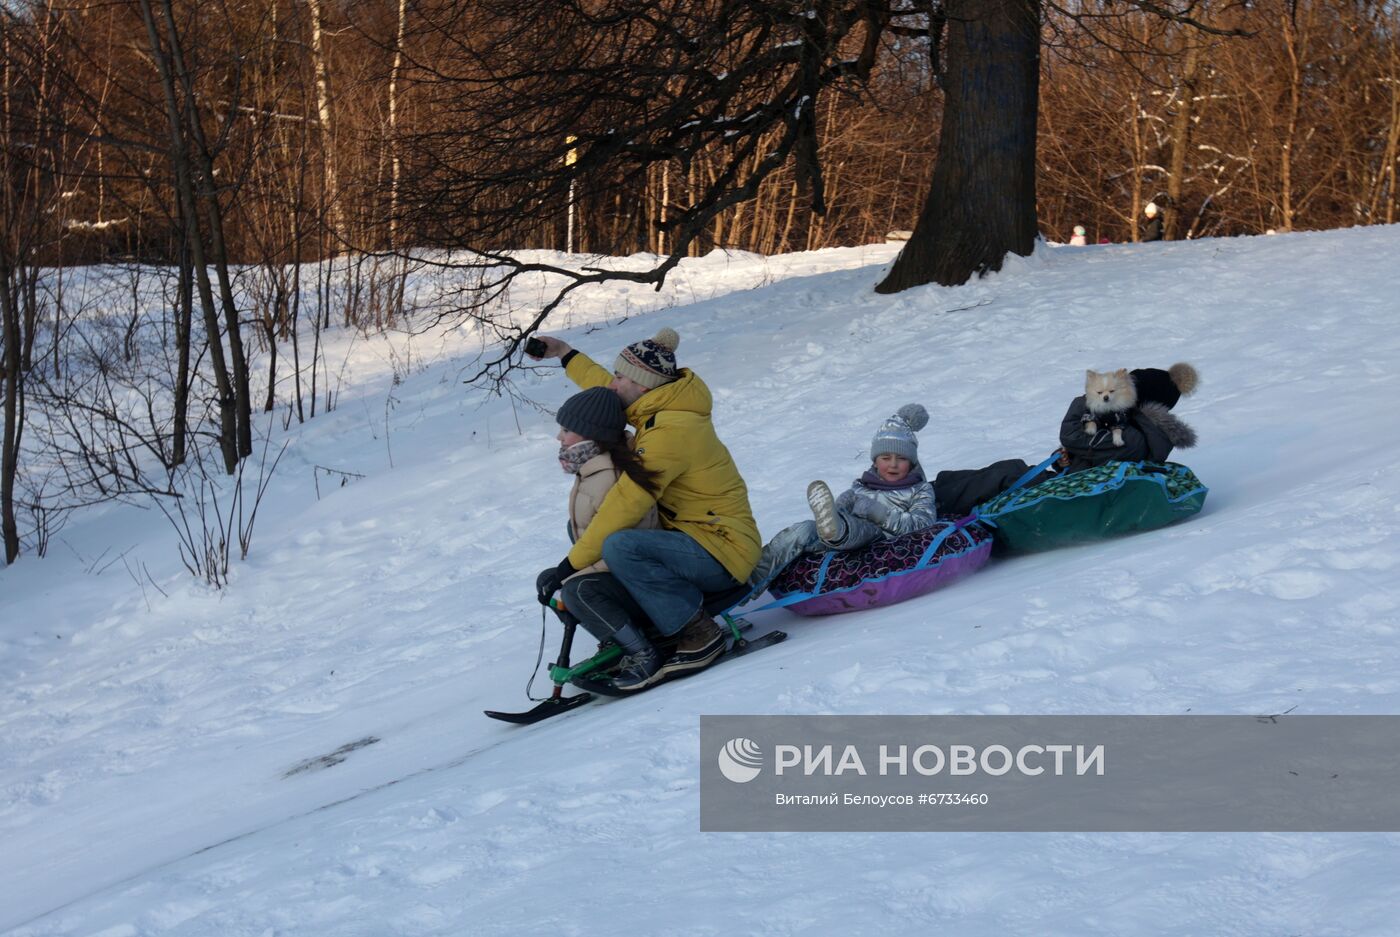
[138,0,239,473]
[1164,40,1204,241]
[157,0,253,459]
[659,162,669,255]
[171,235,192,467]
[306,0,344,248]
[386,0,408,321]
[387,0,406,251]
[1,261,22,564]
[1376,60,1400,225]
[263,307,278,412]
[1278,4,1311,233]
[877,0,1040,292]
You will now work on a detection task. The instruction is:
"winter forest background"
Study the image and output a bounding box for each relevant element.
[5,2,1400,932]
[2,0,1399,568]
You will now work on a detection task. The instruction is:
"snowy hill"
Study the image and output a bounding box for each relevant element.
[4,229,1400,935]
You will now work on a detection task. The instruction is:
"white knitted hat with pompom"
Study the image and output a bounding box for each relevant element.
[870,403,929,464]
[613,327,681,389]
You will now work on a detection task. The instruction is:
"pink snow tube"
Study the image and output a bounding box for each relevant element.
[766,520,993,616]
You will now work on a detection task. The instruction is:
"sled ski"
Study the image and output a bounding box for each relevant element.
[486,590,782,724]
[571,628,787,698]
[484,692,594,725]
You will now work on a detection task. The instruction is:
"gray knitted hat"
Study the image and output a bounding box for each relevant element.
[557,387,625,443]
[613,328,680,389]
[870,403,929,464]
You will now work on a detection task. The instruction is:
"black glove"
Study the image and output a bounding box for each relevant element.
[535,558,576,606]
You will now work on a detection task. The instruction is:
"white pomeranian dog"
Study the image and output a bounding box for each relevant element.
[1082,368,1138,445]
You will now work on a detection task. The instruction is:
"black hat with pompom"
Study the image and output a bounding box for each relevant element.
[1131,362,1199,410]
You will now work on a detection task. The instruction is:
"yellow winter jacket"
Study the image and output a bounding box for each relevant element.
[563,351,761,583]
[564,448,659,581]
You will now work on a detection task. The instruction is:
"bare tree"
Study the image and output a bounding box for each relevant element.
[1,0,72,563]
[377,0,932,387]
[136,0,243,471]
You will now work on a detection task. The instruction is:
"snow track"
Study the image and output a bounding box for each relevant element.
[4,230,1400,935]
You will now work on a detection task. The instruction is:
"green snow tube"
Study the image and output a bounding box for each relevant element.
[974,461,1208,555]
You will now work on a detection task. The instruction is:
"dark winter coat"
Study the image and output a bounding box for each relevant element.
[1143,215,1164,242]
[1058,396,1197,475]
[934,459,1034,518]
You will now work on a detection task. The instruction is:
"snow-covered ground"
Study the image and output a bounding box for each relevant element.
[3,229,1400,935]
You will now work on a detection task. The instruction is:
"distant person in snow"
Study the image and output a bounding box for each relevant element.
[1142,201,1164,242]
[1069,225,1088,246]
[1057,364,1199,475]
[548,387,663,666]
[529,328,760,691]
[745,404,938,600]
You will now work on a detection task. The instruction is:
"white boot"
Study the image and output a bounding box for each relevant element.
[806,480,843,543]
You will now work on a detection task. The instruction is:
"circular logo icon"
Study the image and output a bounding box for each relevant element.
[718,737,763,783]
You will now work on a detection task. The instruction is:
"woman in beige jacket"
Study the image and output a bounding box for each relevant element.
[544,388,661,667]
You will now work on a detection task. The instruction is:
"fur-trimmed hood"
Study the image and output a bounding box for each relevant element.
[1137,401,1197,449]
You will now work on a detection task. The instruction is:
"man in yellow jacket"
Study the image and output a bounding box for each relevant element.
[531,327,761,691]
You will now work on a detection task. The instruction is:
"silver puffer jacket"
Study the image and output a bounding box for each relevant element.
[840,467,939,537]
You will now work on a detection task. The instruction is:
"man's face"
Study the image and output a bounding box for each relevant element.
[608,373,650,406]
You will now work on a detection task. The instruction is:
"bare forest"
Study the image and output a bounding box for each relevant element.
[2,0,1398,567]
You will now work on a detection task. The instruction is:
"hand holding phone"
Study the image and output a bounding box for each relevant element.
[524,337,547,359]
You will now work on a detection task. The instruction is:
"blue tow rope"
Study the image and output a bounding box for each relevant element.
[956,451,1060,529]
[737,451,1061,615]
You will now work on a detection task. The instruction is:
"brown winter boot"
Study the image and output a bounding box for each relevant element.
[663,611,725,673]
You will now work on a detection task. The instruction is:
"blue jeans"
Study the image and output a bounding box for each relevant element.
[602,529,740,635]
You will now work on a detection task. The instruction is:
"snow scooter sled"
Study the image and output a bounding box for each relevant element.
[484,583,786,725]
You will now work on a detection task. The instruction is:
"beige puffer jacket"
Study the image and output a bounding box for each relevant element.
[565,450,659,581]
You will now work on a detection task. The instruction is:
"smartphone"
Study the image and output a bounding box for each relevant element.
[524,337,546,358]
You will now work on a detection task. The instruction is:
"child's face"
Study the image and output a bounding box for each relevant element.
[874,453,912,483]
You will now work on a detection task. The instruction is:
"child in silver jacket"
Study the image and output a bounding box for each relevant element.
[747,404,938,598]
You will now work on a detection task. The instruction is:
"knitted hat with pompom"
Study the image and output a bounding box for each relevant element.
[870,403,929,464]
[613,327,681,389]
[1130,362,1199,410]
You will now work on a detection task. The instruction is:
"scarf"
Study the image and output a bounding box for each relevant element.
[558,440,603,475]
